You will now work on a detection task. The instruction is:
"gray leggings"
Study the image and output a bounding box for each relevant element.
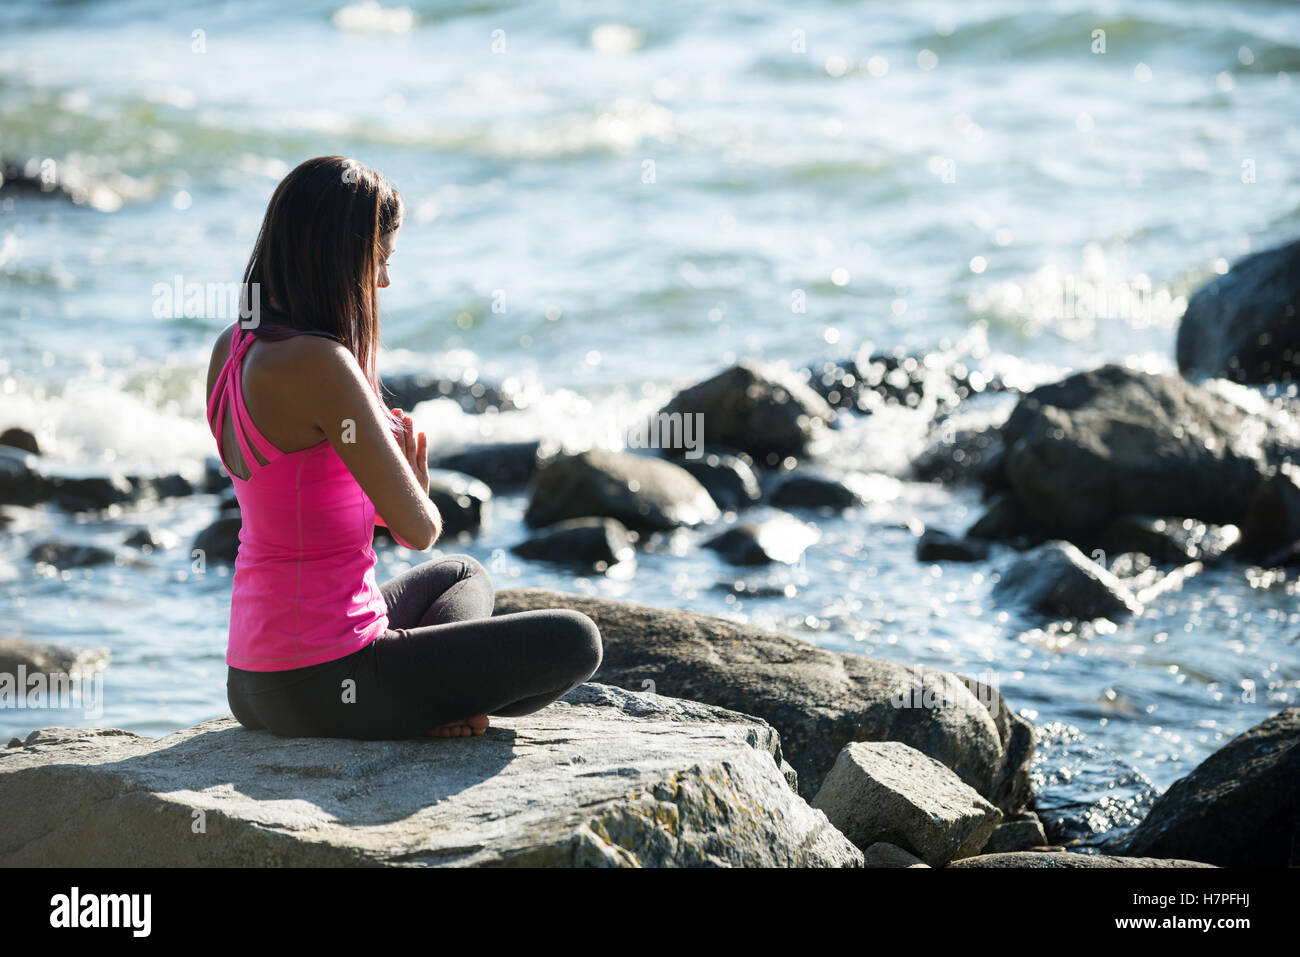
[226,555,603,739]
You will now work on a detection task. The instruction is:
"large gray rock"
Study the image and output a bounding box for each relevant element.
[994,365,1285,538]
[950,851,1215,868]
[994,541,1143,622]
[702,513,819,565]
[511,517,635,571]
[1238,464,1300,564]
[0,637,109,683]
[1176,238,1300,384]
[429,441,541,492]
[811,741,1002,866]
[0,683,862,868]
[493,589,1034,814]
[658,361,836,464]
[525,448,719,531]
[982,813,1049,853]
[1119,707,1298,868]
[426,469,491,539]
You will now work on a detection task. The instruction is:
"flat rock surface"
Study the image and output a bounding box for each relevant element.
[0,683,861,868]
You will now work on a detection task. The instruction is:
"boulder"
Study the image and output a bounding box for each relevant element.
[123,526,181,553]
[1176,238,1300,383]
[524,448,719,531]
[511,518,635,571]
[766,470,869,510]
[1119,708,1298,868]
[912,424,1005,486]
[811,741,1002,866]
[862,842,930,868]
[996,365,1282,539]
[981,813,1049,853]
[994,541,1143,622]
[949,851,1215,868]
[383,370,519,415]
[0,637,109,682]
[194,515,241,564]
[658,361,835,464]
[676,452,761,511]
[429,441,541,492]
[0,683,862,868]
[1238,464,1300,563]
[426,469,491,539]
[27,540,116,568]
[0,427,39,455]
[702,513,818,566]
[1096,515,1240,566]
[917,529,990,563]
[493,588,1034,814]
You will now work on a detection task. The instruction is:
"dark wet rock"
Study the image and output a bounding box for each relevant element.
[1176,238,1300,384]
[702,513,818,566]
[1096,515,1241,566]
[658,361,835,465]
[949,851,1214,868]
[0,683,862,868]
[194,515,241,563]
[0,446,44,506]
[982,813,1049,854]
[0,427,39,455]
[203,455,231,493]
[1119,708,1298,868]
[429,441,541,492]
[676,452,761,511]
[917,529,990,563]
[126,472,195,501]
[0,157,120,207]
[493,588,1034,813]
[966,493,1050,548]
[0,637,109,681]
[811,741,1003,866]
[511,517,635,571]
[383,370,519,415]
[994,541,1142,621]
[912,424,1005,485]
[766,470,868,510]
[958,675,1036,815]
[996,365,1281,539]
[217,486,240,517]
[44,473,137,511]
[27,540,116,568]
[862,842,930,867]
[123,526,181,552]
[426,469,491,539]
[524,448,719,532]
[1239,464,1300,564]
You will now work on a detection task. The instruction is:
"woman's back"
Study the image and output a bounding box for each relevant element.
[206,321,389,671]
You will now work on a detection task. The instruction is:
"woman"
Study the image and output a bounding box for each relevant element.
[206,155,602,740]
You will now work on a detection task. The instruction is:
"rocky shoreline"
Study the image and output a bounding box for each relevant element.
[2,238,1299,865]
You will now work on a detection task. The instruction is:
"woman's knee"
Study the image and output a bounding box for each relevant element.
[552,610,603,681]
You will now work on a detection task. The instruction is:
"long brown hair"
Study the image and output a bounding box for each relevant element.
[239,155,403,432]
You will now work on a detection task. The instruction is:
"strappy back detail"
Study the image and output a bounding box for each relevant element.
[206,323,334,480]
[204,320,389,671]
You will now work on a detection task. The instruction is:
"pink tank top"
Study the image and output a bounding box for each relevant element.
[206,322,389,671]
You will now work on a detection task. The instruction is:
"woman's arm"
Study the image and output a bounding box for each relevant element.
[374,407,431,549]
[298,339,442,550]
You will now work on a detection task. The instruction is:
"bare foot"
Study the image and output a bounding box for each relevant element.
[426,714,489,738]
